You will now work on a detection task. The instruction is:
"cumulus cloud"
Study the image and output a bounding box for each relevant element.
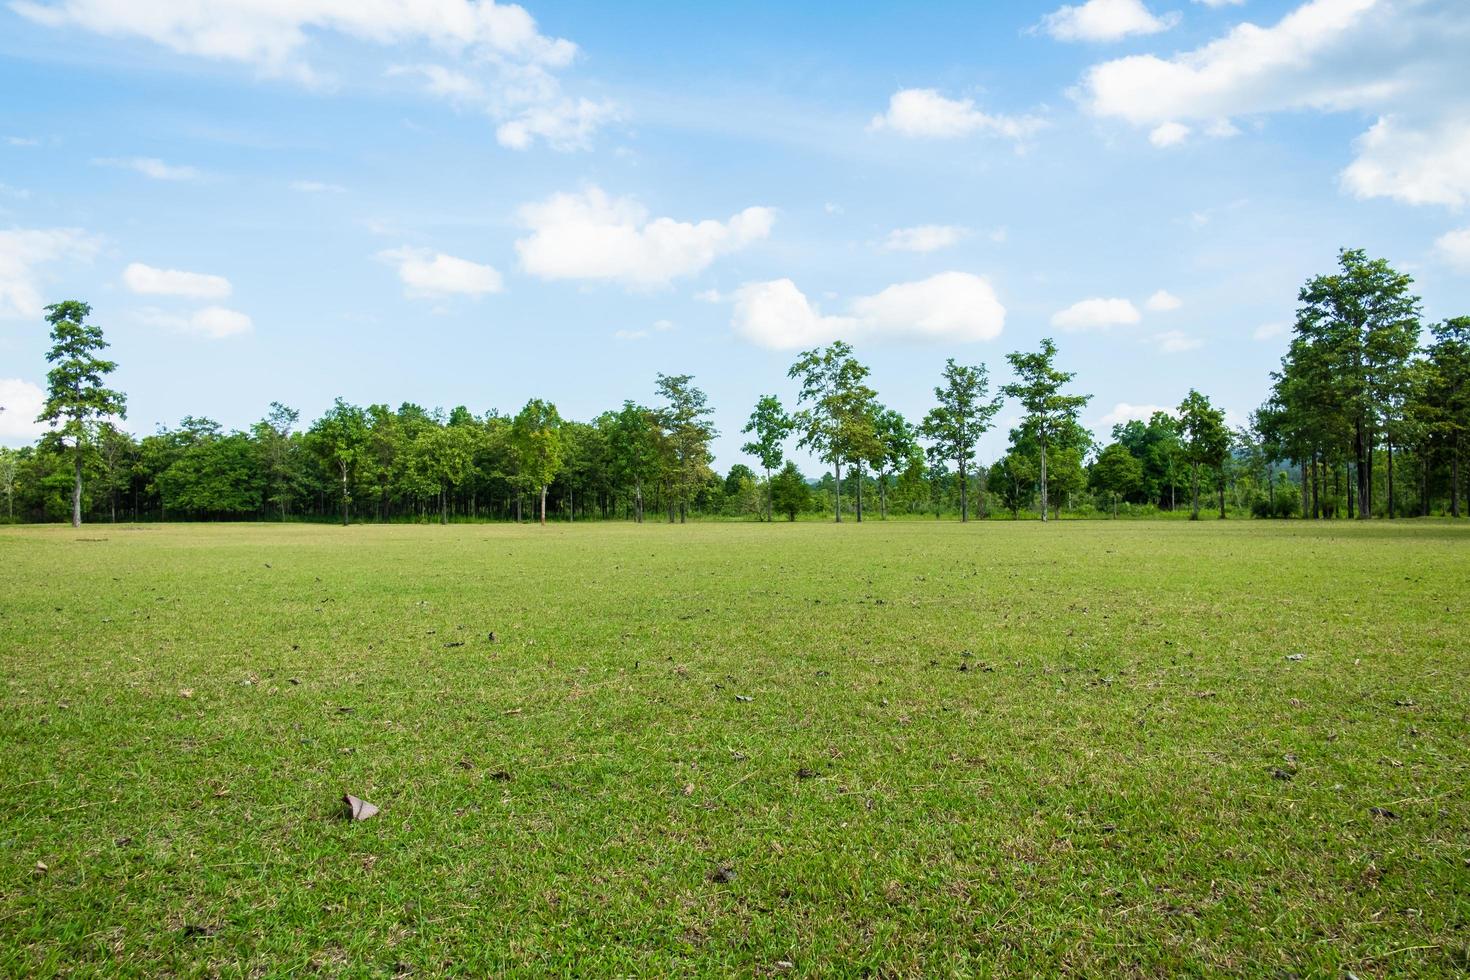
[123,262,231,299]
[1041,0,1179,42]
[378,247,503,297]
[1051,297,1141,330]
[20,1,611,150]
[869,89,1046,141]
[731,272,1005,350]
[1100,401,1170,428]
[1340,113,1470,207]
[1154,329,1203,352]
[1145,289,1182,311]
[0,227,102,319]
[0,378,49,444]
[138,305,254,339]
[93,156,200,180]
[1434,227,1470,271]
[1076,0,1470,206]
[883,225,969,253]
[515,187,774,289]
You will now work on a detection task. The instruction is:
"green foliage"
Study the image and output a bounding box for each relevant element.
[511,398,564,524]
[1178,389,1230,519]
[1090,442,1143,517]
[1001,338,1090,521]
[768,461,810,521]
[920,358,1001,522]
[788,341,877,522]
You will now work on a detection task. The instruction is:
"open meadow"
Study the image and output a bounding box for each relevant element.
[2,520,1468,976]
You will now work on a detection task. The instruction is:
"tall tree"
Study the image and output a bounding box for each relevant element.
[309,398,368,526]
[1000,338,1089,522]
[740,394,792,522]
[1424,317,1469,516]
[1177,389,1230,520]
[920,358,1001,522]
[655,374,717,524]
[787,341,877,523]
[869,406,916,520]
[37,301,127,527]
[511,398,564,526]
[0,446,18,522]
[252,402,301,520]
[1293,248,1421,519]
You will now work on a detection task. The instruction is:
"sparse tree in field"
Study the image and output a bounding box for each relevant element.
[769,461,810,521]
[1001,339,1089,522]
[310,397,369,526]
[511,398,563,526]
[253,402,301,520]
[788,341,877,523]
[869,406,915,520]
[920,358,1001,523]
[1177,389,1230,520]
[656,374,717,523]
[1091,442,1142,518]
[37,301,127,528]
[991,452,1036,518]
[741,394,792,522]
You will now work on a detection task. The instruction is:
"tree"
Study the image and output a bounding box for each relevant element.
[1177,389,1230,520]
[869,407,915,520]
[511,398,563,525]
[741,394,792,522]
[1091,443,1142,518]
[410,423,476,524]
[253,402,301,520]
[1293,249,1421,519]
[991,452,1036,518]
[920,358,1001,522]
[655,374,717,523]
[788,341,877,523]
[603,401,658,522]
[36,301,127,527]
[1001,339,1089,522]
[769,461,810,521]
[310,398,368,526]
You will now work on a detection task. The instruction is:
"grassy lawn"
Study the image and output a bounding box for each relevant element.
[1,520,1467,976]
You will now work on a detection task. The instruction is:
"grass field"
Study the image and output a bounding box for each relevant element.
[2,520,1467,976]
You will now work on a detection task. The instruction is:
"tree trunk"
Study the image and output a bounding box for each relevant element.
[1112,492,1118,519]
[1354,419,1369,520]
[71,444,83,528]
[1039,442,1049,523]
[1387,438,1395,519]
[1454,444,1462,518]
[339,463,349,526]
[516,495,522,523]
[959,459,968,523]
[834,460,842,523]
[855,464,864,522]
[440,488,447,525]
[764,466,772,522]
[635,480,644,523]
[1217,472,1225,519]
[879,472,887,520]
[1190,462,1200,520]
[539,485,547,526]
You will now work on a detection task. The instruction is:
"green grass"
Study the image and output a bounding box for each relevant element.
[2,520,1467,977]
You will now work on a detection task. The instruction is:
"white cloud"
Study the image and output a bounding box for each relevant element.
[1145,289,1182,311]
[1340,113,1470,207]
[378,247,503,297]
[138,305,253,339]
[1050,297,1141,330]
[869,89,1046,141]
[731,271,1005,350]
[7,136,41,147]
[515,187,774,289]
[290,180,347,193]
[14,0,578,75]
[1149,121,1191,147]
[93,156,200,180]
[0,378,49,444]
[123,262,231,299]
[1100,401,1170,428]
[824,202,844,215]
[1041,0,1179,42]
[1193,0,1245,6]
[1154,329,1203,352]
[21,1,610,151]
[883,224,969,253]
[0,227,103,319]
[613,328,649,341]
[1253,321,1289,340]
[1434,227,1470,271]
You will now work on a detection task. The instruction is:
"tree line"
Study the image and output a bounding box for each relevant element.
[2,249,1466,527]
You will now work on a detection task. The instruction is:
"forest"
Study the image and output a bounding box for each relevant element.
[3,249,1467,527]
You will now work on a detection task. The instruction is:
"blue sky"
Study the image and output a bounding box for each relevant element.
[2,0,1468,468]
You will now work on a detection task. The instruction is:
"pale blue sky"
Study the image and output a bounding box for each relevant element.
[2,0,1468,467]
